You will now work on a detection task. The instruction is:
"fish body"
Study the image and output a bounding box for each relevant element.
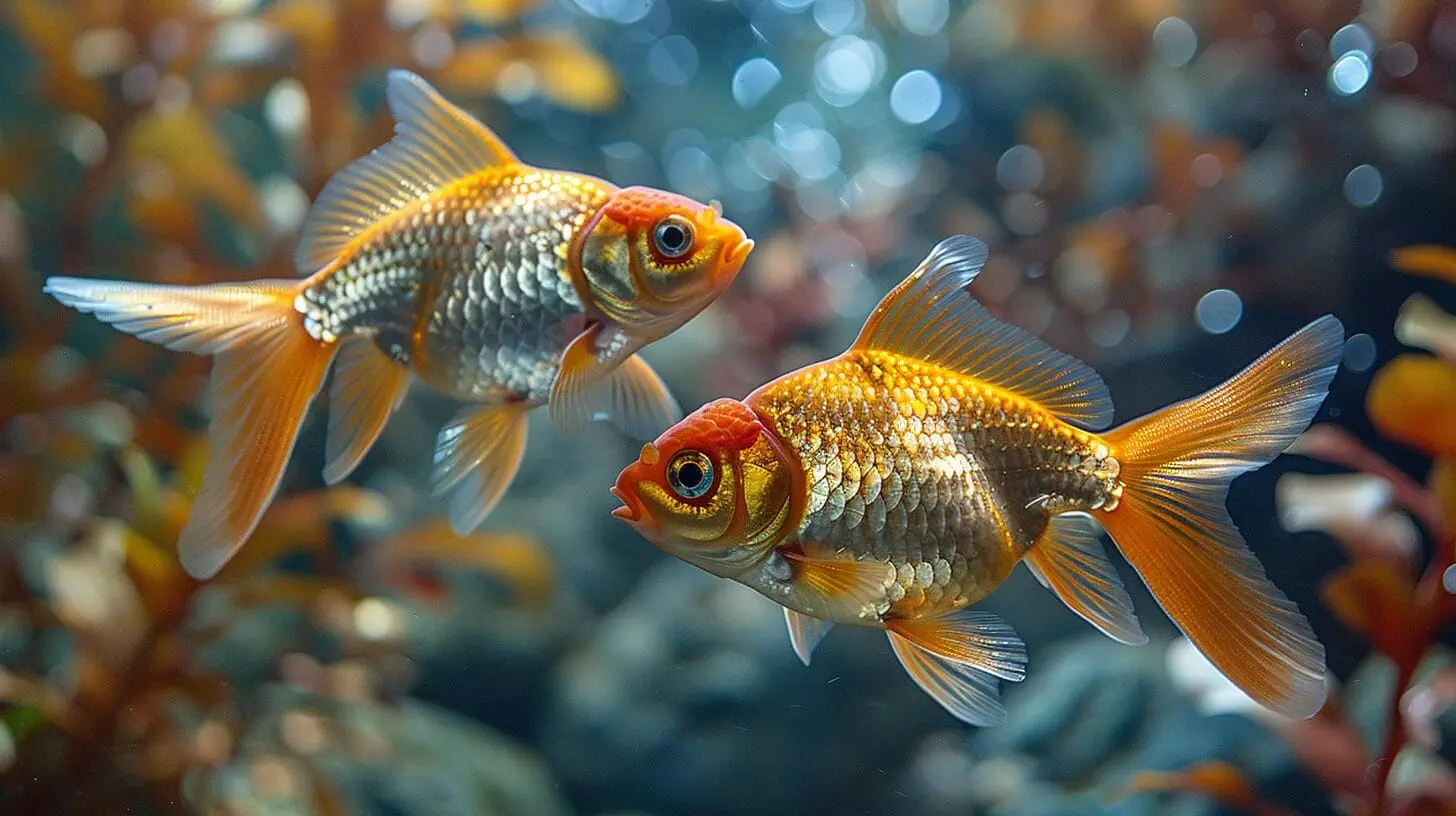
[45,70,754,580]
[743,350,1122,624]
[297,165,611,403]
[613,235,1340,726]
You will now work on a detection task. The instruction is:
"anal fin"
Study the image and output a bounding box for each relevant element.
[324,337,412,484]
[784,609,833,666]
[1025,513,1146,645]
[886,609,1028,727]
[432,402,530,534]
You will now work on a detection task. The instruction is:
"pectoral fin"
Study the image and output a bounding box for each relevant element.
[1025,513,1146,645]
[779,548,896,621]
[886,609,1028,727]
[549,324,680,439]
[784,609,833,666]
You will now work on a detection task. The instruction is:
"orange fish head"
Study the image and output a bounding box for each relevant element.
[578,187,753,337]
[611,397,801,578]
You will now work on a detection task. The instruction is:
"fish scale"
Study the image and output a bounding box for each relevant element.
[751,351,1121,617]
[300,167,611,404]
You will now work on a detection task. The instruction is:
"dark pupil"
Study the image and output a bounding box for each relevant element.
[676,461,704,489]
[660,225,687,251]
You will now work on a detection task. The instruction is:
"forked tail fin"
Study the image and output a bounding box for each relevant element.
[1097,315,1344,719]
[44,277,337,579]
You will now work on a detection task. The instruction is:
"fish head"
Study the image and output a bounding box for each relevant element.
[611,397,802,578]
[578,187,754,336]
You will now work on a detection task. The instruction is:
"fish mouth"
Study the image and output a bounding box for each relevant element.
[726,237,755,269]
[610,485,642,523]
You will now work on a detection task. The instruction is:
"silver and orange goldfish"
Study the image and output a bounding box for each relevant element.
[45,70,754,579]
[611,235,1339,726]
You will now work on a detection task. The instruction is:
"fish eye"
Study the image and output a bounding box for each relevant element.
[666,450,714,499]
[652,215,694,260]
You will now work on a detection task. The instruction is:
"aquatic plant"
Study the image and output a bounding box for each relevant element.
[0,417,562,813]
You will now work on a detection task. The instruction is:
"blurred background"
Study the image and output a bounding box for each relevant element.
[2,0,1456,814]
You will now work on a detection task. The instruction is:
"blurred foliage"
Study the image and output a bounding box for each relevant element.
[1,0,1456,814]
[1125,247,1456,816]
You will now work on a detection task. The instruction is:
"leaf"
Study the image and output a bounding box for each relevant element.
[369,521,556,606]
[125,107,263,227]
[1274,705,1374,798]
[119,522,194,622]
[262,0,338,52]
[1396,294,1456,366]
[1392,245,1456,286]
[456,0,545,25]
[1120,761,1293,815]
[10,0,108,120]
[527,34,620,112]
[211,486,390,581]
[1322,561,1424,663]
[1290,424,1449,542]
[438,34,619,113]
[1367,356,1456,458]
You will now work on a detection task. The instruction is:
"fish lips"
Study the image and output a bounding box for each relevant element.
[609,484,644,524]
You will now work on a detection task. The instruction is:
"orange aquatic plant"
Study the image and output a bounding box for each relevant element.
[1124,245,1456,815]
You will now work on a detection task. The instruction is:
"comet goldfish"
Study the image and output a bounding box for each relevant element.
[611,235,1341,726]
[44,70,754,580]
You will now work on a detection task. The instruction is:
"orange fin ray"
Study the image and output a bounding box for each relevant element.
[294,70,518,275]
[1100,315,1343,719]
[849,235,1113,430]
[44,277,307,354]
[784,609,833,667]
[432,403,529,534]
[780,548,895,619]
[886,609,1028,682]
[886,609,1028,727]
[549,325,679,438]
[1025,513,1146,645]
[323,338,412,485]
[44,276,337,579]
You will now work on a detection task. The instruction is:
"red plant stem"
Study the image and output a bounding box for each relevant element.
[1374,657,1417,812]
[1372,529,1456,811]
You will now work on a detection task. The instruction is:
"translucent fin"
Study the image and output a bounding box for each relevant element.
[784,608,833,667]
[885,609,1028,682]
[44,275,338,580]
[885,609,1029,727]
[294,69,518,275]
[780,549,896,617]
[432,402,529,534]
[1025,513,1146,645]
[850,235,1114,430]
[323,338,412,485]
[1099,315,1344,719]
[600,355,683,440]
[45,277,309,355]
[549,325,676,438]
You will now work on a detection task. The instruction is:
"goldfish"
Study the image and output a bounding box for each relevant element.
[45,70,754,580]
[612,235,1341,726]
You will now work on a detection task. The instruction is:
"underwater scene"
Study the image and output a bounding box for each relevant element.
[3,0,1456,814]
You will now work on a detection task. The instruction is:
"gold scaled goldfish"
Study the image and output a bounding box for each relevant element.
[45,70,754,580]
[612,235,1340,726]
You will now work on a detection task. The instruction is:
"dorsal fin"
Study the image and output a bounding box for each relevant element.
[850,235,1114,430]
[294,70,519,275]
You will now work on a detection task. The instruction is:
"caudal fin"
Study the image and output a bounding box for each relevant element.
[44,277,336,579]
[1097,315,1344,719]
